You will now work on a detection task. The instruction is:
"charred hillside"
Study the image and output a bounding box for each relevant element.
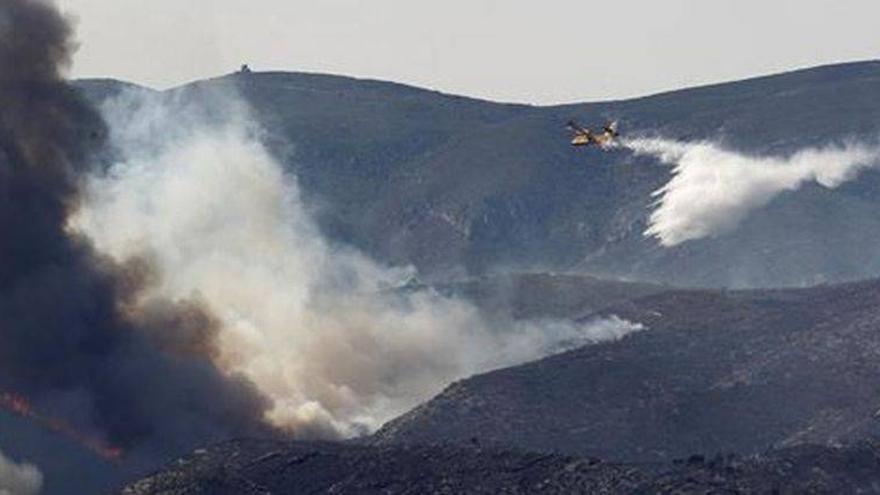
[120,438,880,494]
[374,279,880,462]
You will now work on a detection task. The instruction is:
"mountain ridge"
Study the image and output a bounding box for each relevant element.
[79,58,880,108]
[75,60,880,288]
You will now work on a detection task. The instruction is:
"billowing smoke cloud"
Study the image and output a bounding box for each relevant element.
[72,87,645,437]
[0,448,42,495]
[625,137,880,246]
[1,2,642,482]
[0,0,270,472]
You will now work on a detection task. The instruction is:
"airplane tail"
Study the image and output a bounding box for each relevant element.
[604,121,619,136]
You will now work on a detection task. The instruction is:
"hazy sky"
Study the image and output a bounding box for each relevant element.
[57,0,879,104]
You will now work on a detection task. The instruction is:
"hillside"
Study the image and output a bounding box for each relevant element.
[373,279,880,462]
[116,276,880,492]
[64,62,880,492]
[120,438,880,494]
[77,60,880,288]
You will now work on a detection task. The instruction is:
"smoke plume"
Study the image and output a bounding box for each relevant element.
[0,0,270,472]
[1,2,643,482]
[624,137,880,246]
[0,448,42,495]
[72,87,645,438]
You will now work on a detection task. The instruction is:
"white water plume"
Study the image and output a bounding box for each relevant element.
[623,137,880,246]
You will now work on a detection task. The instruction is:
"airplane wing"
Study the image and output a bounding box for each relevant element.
[566,120,589,133]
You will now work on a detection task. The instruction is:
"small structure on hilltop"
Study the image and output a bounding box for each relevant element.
[239,64,252,74]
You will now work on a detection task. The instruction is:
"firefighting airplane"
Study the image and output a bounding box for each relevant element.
[566,120,620,149]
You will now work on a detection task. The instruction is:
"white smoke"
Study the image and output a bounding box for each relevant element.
[70,88,644,438]
[0,448,42,495]
[625,137,880,246]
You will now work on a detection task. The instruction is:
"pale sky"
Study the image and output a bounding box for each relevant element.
[57,0,880,104]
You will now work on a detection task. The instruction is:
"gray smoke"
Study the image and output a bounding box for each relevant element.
[72,86,646,438]
[0,4,645,488]
[0,0,273,484]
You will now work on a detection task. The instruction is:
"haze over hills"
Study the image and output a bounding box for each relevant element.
[78,60,880,288]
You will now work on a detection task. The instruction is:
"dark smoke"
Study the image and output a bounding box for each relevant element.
[0,0,273,487]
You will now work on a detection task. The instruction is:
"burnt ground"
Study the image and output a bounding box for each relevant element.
[119,438,880,494]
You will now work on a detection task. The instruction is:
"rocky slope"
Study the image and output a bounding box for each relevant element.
[119,440,646,495]
[119,439,880,494]
[374,279,880,462]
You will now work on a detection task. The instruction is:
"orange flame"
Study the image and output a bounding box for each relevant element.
[0,392,124,462]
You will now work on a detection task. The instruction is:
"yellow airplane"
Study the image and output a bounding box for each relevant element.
[567,120,619,148]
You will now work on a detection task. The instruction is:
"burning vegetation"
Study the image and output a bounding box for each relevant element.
[0,392,123,461]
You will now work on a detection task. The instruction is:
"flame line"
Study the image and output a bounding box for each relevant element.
[0,392,124,462]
